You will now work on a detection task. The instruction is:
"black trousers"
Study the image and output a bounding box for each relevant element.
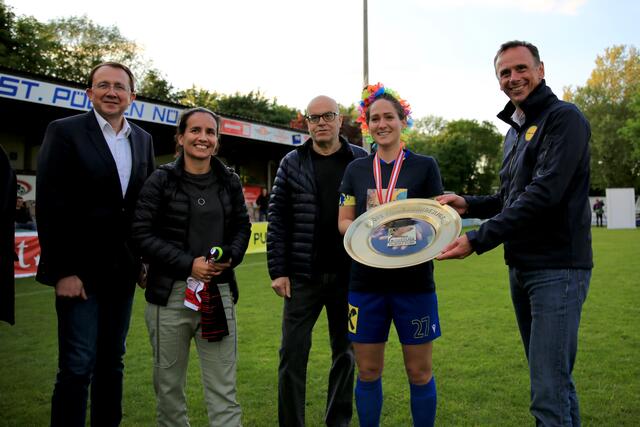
[278,273,355,427]
[51,291,134,427]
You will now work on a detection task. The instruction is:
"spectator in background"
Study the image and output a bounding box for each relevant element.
[1,145,16,325]
[256,187,269,222]
[36,62,155,427]
[593,198,605,227]
[15,196,36,230]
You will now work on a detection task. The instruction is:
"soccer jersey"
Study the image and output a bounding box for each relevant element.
[339,150,444,293]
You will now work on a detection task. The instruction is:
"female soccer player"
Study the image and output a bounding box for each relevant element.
[339,84,444,427]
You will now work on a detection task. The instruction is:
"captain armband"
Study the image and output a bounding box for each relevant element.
[339,193,356,207]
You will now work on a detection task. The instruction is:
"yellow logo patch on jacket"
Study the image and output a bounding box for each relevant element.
[525,125,538,142]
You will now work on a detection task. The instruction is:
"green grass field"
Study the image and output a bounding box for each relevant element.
[1,227,639,426]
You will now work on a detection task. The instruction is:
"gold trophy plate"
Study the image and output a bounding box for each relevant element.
[344,198,461,269]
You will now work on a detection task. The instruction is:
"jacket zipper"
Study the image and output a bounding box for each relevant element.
[505,130,522,207]
[507,130,521,181]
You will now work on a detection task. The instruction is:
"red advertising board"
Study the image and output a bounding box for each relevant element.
[14,232,39,278]
[243,185,262,205]
[13,226,268,280]
[220,118,251,137]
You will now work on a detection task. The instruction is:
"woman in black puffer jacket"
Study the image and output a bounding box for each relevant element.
[132,107,250,427]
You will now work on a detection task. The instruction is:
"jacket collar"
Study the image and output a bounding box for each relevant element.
[299,135,354,159]
[84,111,129,199]
[161,153,233,182]
[93,109,132,137]
[497,79,559,129]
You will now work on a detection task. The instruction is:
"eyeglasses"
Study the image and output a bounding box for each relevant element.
[92,82,131,93]
[305,111,339,124]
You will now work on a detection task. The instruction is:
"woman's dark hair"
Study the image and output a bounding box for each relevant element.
[176,107,219,136]
[365,93,406,123]
[174,107,220,154]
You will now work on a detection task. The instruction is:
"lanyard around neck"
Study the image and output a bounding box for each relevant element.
[373,145,405,205]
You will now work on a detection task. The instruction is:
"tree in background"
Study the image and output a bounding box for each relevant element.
[413,115,447,137]
[338,103,359,122]
[409,118,502,194]
[214,90,298,126]
[177,86,220,110]
[138,68,177,103]
[176,88,300,127]
[564,45,640,191]
[289,112,307,130]
[620,91,640,167]
[0,1,301,126]
[338,103,363,147]
[1,2,144,83]
[44,16,141,83]
[1,1,59,76]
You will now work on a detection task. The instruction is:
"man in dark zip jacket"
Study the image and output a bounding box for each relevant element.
[437,41,592,426]
[267,95,367,427]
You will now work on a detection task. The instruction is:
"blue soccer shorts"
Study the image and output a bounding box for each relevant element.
[348,291,441,345]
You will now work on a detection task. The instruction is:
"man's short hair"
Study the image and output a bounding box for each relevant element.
[87,62,136,92]
[494,40,541,69]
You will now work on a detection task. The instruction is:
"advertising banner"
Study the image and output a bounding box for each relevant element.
[13,224,267,279]
[16,174,36,200]
[219,117,308,146]
[1,71,309,145]
[14,232,39,278]
[1,71,182,127]
[246,222,267,254]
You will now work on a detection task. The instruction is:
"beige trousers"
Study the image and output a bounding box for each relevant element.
[145,281,241,427]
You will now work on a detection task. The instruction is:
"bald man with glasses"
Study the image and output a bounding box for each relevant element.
[267,96,367,426]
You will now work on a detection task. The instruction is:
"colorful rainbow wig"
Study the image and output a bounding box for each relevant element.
[356,82,413,145]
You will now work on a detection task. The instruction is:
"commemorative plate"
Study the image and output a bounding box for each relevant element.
[343,198,462,268]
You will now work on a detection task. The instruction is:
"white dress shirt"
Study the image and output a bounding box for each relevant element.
[511,108,526,127]
[94,110,132,197]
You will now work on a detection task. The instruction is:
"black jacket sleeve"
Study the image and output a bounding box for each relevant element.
[131,170,194,278]
[226,172,251,268]
[266,155,291,279]
[35,121,78,282]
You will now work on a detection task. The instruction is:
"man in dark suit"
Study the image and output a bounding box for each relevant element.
[0,145,16,326]
[36,62,155,427]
